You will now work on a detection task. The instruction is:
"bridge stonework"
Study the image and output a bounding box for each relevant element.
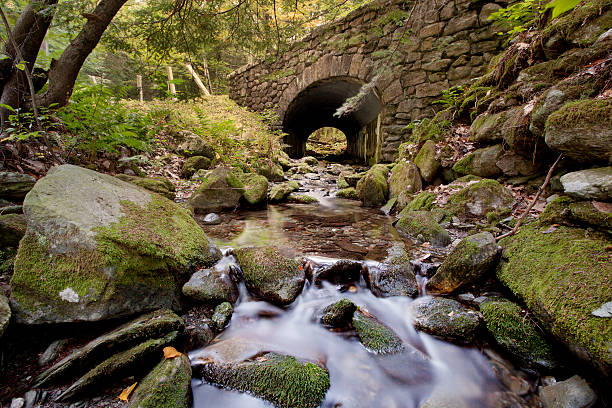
[228,0,510,162]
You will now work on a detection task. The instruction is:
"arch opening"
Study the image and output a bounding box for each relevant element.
[282,76,382,162]
[306,127,348,159]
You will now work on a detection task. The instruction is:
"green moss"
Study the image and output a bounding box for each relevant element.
[498,224,612,373]
[115,175,176,200]
[480,299,556,369]
[263,68,296,81]
[546,98,612,130]
[405,191,435,211]
[336,187,359,200]
[212,301,233,330]
[452,153,475,175]
[539,196,573,225]
[568,201,612,230]
[542,0,612,45]
[396,210,451,246]
[321,298,357,327]
[445,179,513,217]
[241,173,268,206]
[353,311,404,354]
[129,355,191,408]
[404,112,451,145]
[287,194,319,204]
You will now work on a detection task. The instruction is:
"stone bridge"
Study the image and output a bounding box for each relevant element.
[228,0,510,162]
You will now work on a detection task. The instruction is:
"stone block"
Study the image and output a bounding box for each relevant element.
[402,70,427,86]
[420,22,446,38]
[446,40,471,57]
[416,81,448,98]
[444,12,478,35]
[422,59,452,72]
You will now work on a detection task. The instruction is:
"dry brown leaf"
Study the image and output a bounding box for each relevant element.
[163,346,182,359]
[593,201,612,213]
[118,382,137,401]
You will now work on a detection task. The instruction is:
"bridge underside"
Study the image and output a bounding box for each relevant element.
[282,77,381,162]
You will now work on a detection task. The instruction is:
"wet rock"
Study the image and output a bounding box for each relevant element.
[364,256,418,298]
[183,319,214,350]
[410,296,482,343]
[181,156,211,179]
[234,246,304,305]
[338,171,363,188]
[56,331,179,401]
[357,164,390,207]
[427,232,500,294]
[9,398,25,408]
[176,131,215,159]
[592,301,612,318]
[381,197,397,214]
[389,160,422,198]
[545,98,612,164]
[353,310,404,354]
[211,302,233,331]
[23,390,37,408]
[395,210,451,247]
[203,213,221,225]
[188,166,245,213]
[560,167,612,200]
[414,140,440,183]
[269,181,299,202]
[479,299,556,370]
[182,264,239,304]
[287,193,318,204]
[336,187,359,200]
[254,161,284,182]
[321,298,357,328]
[539,375,597,408]
[0,291,10,338]
[0,213,26,247]
[115,174,176,200]
[420,388,471,408]
[10,165,221,324]
[445,179,514,218]
[0,172,36,199]
[35,309,184,387]
[452,145,503,178]
[301,156,318,166]
[498,224,611,375]
[240,173,268,206]
[128,354,192,408]
[193,338,329,408]
[310,259,362,285]
[39,339,69,366]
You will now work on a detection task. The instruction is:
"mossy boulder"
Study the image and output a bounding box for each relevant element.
[176,131,215,158]
[269,181,299,202]
[181,156,211,179]
[338,171,364,188]
[128,354,192,408]
[182,264,239,304]
[357,164,390,207]
[0,291,10,338]
[287,193,318,204]
[254,161,284,182]
[336,187,359,200]
[411,297,482,344]
[452,145,503,178]
[194,338,329,408]
[353,310,404,354]
[470,111,506,143]
[560,167,612,201]
[0,171,36,199]
[388,160,422,199]
[0,213,26,247]
[404,191,436,211]
[115,174,176,200]
[545,99,612,164]
[445,179,514,218]
[188,166,245,213]
[479,299,556,370]
[427,232,500,294]
[310,259,362,285]
[234,246,304,305]
[538,375,597,408]
[211,301,232,331]
[321,298,357,328]
[240,173,268,206]
[10,165,221,324]
[498,224,611,375]
[568,200,612,230]
[364,254,418,298]
[395,210,451,247]
[414,140,440,183]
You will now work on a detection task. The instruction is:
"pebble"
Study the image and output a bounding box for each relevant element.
[39,339,68,366]
[24,390,38,408]
[539,375,597,408]
[10,398,24,408]
[203,213,222,225]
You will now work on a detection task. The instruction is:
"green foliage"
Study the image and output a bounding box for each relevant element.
[57,84,153,154]
[433,86,464,109]
[546,0,582,18]
[0,104,56,142]
[488,0,547,35]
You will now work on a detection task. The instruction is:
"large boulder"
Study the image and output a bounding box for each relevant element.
[470,111,506,143]
[414,140,440,183]
[363,254,418,298]
[254,161,284,182]
[388,160,421,199]
[410,297,482,344]
[10,165,221,324]
[395,210,451,247]
[128,354,192,408]
[357,164,390,207]
[0,172,36,199]
[452,145,503,179]
[560,167,612,201]
[427,232,500,294]
[269,181,299,202]
[0,214,26,247]
[176,131,215,159]
[234,246,304,305]
[182,264,239,304]
[498,224,611,375]
[115,174,176,201]
[239,173,269,206]
[545,98,612,164]
[0,291,9,338]
[538,375,597,408]
[338,171,364,189]
[445,179,514,218]
[181,156,211,179]
[188,166,245,213]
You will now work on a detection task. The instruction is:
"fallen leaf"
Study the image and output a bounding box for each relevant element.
[163,346,182,359]
[593,201,612,213]
[348,285,357,293]
[448,311,455,317]
[361,309,374,318]
[118,382,137,401]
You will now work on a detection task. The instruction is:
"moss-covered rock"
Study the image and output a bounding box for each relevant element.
[128,354,191,408]
[0,213,26,247]
[188,166,245,213]
[498,224,611,375]
[353,310,404,354]
[115,174,176,200]
[336,187,359,200]
[560,167,612,200]
[10,165,221,324]
[176,131,215,159]
[0,291,10,338]
[388,160,421,199]
[287,193,318,204]
[211,301,232,331]
[321,298,357,328]
[182,264,238,304]
[0,172,36,199]
[479,299,556,370]
[404,191,436,211]
[338,171,364,188]
[240,173,268,206]
[0,247,15,280]
[427,232,500,294]
[445,179,514,218]
[414,140,440,183]
[452,145,503,178]
[411,297,482,344]
[234,246,304,305]
[181,156,211,179]
[269,181,299,202]
[568,200,612,230]
[254,161,284,182]
[545,99,612,164]
[395,210,451,247]
[357,164,390,207]
[470,111,506,143]
[364,253,418,298]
